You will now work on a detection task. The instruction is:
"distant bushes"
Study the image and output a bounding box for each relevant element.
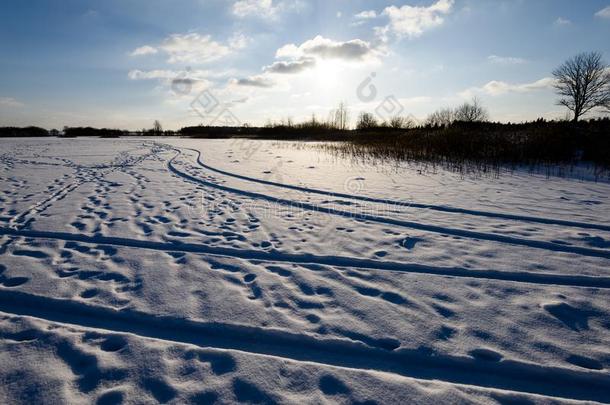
[426,98,489,127]
[320,118,610,170]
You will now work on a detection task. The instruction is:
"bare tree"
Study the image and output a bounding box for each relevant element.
[553,51,610,122]
[152,120,163,134]
[388,115,414,129]
[454,97,489,122]
[335,102,350,130]
[356,112,378,130]
[426,107,455,127]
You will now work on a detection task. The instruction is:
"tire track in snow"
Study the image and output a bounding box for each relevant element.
[1,227,609,289]
[167,150,610,260]
[0,289,609,403]
[174,145,610,233]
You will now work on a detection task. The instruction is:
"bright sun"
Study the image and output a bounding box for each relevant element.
[311,60,344,102]
[313,60,342,89]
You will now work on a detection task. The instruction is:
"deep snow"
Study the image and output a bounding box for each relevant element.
[1,137,610,404]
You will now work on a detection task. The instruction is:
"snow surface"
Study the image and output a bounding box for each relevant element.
[1,137,610,404]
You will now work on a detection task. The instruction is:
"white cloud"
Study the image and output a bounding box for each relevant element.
[276,36,377,62]
[230,76,274,88]
[0,97,24,108]
[554,17,571,26]
[233,0,276,18]
[231,35,378,90]
[355,10,377,19]
[595,6,610,18]
[159,33,232,64]
[460,77,556,98]
[231,0,302,20]
[131,33,247,64]
[130,45,158,56]
[263,58,316,74]
[128,70,176,80]
[275,44,300,59]
[379,0,454,39]
[487,55,527,65]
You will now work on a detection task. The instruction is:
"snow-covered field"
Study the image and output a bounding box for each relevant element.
[1,137,610,404]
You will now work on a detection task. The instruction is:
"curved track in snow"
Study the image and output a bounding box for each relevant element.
[174,145,610,233]
[167,148,610,260]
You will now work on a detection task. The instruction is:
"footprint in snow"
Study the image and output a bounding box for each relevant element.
[1,276,30,287]
[469,348,503,362]
[399,237,422,250]
[80,288,99,299]
[566,354,603,370]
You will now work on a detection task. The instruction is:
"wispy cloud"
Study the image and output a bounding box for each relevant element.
[159,33,231,64]
[130,45,158,57]
[460,77,556,98]
[487,55,527,65]
[376,0,454,40]
[231,0,302,20]
[554,17,571,26]
[127,69,215,101]
[130,33,247,64]
[355,10,377,19]
[232,0,277,18]
[128,70,183,80]
[595,5,610,19]
[228,33,250,49]
[0,97,24,107]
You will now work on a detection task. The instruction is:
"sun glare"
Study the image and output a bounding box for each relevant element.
[310,60,345,103]
[313,60,342,89]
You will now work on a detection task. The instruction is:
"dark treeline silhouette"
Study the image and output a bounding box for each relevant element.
[2,117,610,169]
[180,125,259,138]
[0,126,177,138]
[0,126,49,137]
[62,127,128,138]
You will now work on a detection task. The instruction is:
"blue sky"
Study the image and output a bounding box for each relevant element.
[1,0,609,129]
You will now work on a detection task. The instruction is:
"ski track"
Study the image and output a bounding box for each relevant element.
[0,289,609,403]
[173,144,610,233]
[1,227,609,289]
[166,148,610,260]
